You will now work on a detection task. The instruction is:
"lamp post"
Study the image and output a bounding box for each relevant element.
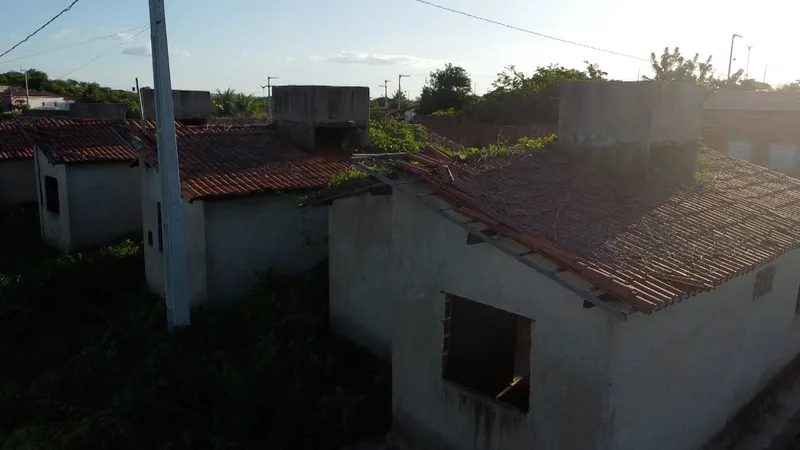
[727,33,742,81]
[398,74,410,110]
[745,44,754,79]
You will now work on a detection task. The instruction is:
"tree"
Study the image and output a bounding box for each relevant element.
[643,47,715,85]
[233,93,259,117]
[417,63,472,115]
[462,61,607,123]
[370,91,411,110]
[212,88,236,116]
[777,80,800,92]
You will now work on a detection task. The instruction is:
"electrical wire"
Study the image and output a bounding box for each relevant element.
[0,25,149,65]
[59,27,149,79]
[413,0,650,62]
[0,0,83,59]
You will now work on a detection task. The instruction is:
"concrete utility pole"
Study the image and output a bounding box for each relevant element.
[148,0,191,329]
[135,77,146,131]
[379,80,390,109]
[21,66,29,108]
[727,33,742,81]
[746,45,754,79]
[763,62,768,83]
[266,76,278,116]
[398,74,410,110]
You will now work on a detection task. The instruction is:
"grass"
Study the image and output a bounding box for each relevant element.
[0,205,390,450]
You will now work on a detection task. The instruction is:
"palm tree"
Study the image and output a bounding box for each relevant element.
[233,93,259,117]
[212,88,237,116]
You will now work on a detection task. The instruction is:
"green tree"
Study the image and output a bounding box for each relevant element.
[233,93,260,117]
[777,80,800,92]
[417,63,473,115]
[643,47,715,85]
[212,88,237,116]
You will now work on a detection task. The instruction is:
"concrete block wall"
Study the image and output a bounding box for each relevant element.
[141,88,212,121]
[558,81,704,180]
[272,86,370,151]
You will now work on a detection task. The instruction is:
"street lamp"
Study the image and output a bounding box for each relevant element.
[745,44,754,79]
[398,74,410,110]
[727,33,742,81]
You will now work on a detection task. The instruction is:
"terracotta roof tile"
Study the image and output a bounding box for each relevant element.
[0,121,34,160]
[372,147,800,314]
[127,123,351,201]
[28,119,136,164]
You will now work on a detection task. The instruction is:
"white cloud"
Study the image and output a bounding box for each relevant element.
[313,51,450,68]
[54,28,73,39]
[122,42,190,58]
[113,31,135,41]
[241,51,249,58]
[285,56,295,62]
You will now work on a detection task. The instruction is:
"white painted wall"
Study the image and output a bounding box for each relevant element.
[388,187,615,450]
[329,192,394,360]
[34,147,70,250]
[608,250,800,450]
[0,159,36,208]
[66,162,142,249]
[140,163,208,307]
[384,183,800,450]
[204,194,329,305]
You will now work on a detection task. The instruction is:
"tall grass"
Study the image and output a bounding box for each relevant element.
[0,206,389,450]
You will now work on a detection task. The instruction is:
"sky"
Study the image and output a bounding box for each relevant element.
[0,0,798,98]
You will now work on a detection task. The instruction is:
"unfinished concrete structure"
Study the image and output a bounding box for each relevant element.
[272,85,369,151]
[127,123,351,307]
[141,88,212,123]
[0,121,37,208]
[328,81,800,450]
[703,91,800,176]
[28,119,141,252]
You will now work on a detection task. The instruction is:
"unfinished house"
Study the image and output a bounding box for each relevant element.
[704,90,800,175]
[271,85,370,151]
[28,119,141,252]
[128,122,352,308]
[329,81,800,450]
[0,121,36,208]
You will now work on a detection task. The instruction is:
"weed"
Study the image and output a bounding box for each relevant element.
[0,207,390,450]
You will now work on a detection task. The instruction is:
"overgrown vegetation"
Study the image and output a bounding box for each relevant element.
[0,206,389,449]
[328,167,370,188]
[458,134,557,158]
[367,115,424,153]
[212,87,269,117]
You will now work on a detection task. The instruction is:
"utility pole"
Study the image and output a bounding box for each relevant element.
[135,77,146,131]
[21,66,29,108]
[763,62,768,83]
[148,0,191,329]
[398,74,410,110]
[266,76,278,116]
[378,80,390,109]
[745,45,754,79]
[727,33,742,81]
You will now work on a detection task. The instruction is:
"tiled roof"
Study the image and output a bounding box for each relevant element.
[365,147,800,315]
[0,121,34,160]
[28,119,137,164]
[704,91,800,111]
[126,123,352,201]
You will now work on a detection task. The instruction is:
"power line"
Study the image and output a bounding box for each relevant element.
[413,0,650,62]
[0,25,148,65]
[0,0,83,59]
[59,28,149,79]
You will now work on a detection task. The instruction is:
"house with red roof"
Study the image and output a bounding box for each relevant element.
[125,122,352,307]
[0,121,36,207]
[328,82,800,450]
[28,119,141,251]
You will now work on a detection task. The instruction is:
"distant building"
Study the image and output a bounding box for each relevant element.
[703,90,800,175]
[0,121,36,208]
[124,122,351,307]
[1,90,71,112]
[27,119,141,251]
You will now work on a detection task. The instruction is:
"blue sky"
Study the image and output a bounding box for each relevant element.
[0,0,797,98]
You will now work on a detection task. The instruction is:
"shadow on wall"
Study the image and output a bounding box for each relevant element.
[415,116,556,148]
